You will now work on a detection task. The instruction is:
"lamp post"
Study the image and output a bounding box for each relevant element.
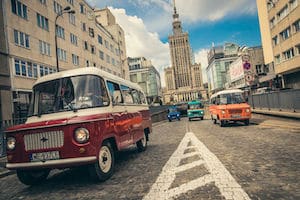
[55,6,75,72]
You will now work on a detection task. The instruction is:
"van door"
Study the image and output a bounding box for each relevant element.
[107,81,131,149]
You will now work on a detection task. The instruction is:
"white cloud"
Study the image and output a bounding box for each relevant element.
[108,7,170,86]
[195,49,209,83]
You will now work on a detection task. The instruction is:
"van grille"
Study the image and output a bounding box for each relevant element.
[229,109,242,114]
[24,131,64,151]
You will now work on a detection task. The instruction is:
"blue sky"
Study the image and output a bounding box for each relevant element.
[87,0,262,84]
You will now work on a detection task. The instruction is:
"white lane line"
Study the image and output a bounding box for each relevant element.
[174,160,205,173]
[181,151,199,159]
[143,132,251,200]
[165,174,214,199]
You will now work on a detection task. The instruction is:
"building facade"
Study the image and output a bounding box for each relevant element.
[128,57,162,104]
[163,2,205,103]
[206,43,239,95]
[257,0,300,89]
[0,0,128,124]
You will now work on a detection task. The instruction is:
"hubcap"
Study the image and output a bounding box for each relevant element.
[99,146,112,173]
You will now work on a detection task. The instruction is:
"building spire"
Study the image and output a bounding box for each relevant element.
[173,0,179,20]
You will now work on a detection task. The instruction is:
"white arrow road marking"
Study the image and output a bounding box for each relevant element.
[143,132,251,200]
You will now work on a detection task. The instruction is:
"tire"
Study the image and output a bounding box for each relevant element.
[244,119,250,126]
[89,141,115,182]
[168,119,172,122]
[136,132,147,152]
[220,120,225,127]
[188,118,191,121]
[17,169,50,185]
[178,117,180,121]
[201,117,204,120]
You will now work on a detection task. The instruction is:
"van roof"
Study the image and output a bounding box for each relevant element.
[210,89,243,99]
[34,67,143,91]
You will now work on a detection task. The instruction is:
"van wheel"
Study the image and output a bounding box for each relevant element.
[89,141,114,182]
[220,120,225,127]
[17,169,50,185]
[136,132,147,152]
[244,119,250,126]
[201,117,204,120]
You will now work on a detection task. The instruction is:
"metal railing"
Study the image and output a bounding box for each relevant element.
[249,89,300,112]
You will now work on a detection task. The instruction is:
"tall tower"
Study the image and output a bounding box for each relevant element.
[168,0,192,89]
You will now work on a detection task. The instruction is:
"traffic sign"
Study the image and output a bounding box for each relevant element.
[243,61,251,70]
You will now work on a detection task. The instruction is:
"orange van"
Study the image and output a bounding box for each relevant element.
[209,89,251,127]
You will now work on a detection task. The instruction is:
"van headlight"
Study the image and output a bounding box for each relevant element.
[7,137,16,150]
[74,128,90,144]
[246,108,250,113]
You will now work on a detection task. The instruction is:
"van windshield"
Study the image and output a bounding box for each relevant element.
[218,93,245,105]
[28,75,109,117]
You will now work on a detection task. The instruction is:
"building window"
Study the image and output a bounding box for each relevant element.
[70,33,77,45]
[112,58,115,66]
[14,30,30,48]
[272,35,278,46]
[39,40,51,56]
[57,48,67,61]
[53,1,62,14]
[277,5,288,21]
[283,48,295,60]
[270,17,275,28]
[293,19,300,33]
[99,50,104,60]
[296,44,300,55]
[39,0,47,5]
[290,0,298,10]
[98,35,103,44]
[84,41,88,50]
[110,44,114,52]
[89,27,94,37]
[72,54,79,65]
[91,45,95,54]
[81,22,86,31]
[14,59,43,78]
[79,4,85,14]
[56,25,65,39]
[280,27,291,41]
[11,0,27,19]
[66,0,73,5]
[69,13,76,25]
[86,60,89,67]
[105,40,109,49]
[274,55,280,64]
[37,13,49,31]
[106,55,110,63]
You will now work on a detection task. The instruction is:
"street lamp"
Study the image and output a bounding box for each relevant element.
[55,6,75,72]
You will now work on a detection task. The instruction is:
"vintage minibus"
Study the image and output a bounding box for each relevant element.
[187,100,204,121]
[5,67,152,185]
[209,89,251,127]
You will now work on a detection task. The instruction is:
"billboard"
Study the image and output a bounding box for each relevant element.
[230,57,244,82]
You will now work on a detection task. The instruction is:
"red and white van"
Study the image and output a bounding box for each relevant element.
[5,67,152,185]
[209,89,251,127]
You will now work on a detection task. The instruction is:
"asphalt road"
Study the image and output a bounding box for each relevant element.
[0,114,299,200]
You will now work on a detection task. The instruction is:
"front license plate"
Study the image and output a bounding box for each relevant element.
[231,114,241,118]
[30,151,60,162]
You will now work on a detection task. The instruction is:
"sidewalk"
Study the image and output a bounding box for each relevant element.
[252,108,300,120]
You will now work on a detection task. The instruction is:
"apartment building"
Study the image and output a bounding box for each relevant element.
[0,0,128,124]
[128,57,162,104]
[257,0,300,89]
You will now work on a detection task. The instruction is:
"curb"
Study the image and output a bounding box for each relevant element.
[252,109,300,120]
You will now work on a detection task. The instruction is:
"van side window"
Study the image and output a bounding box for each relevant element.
[107,81,123,104]
[121,85,133,104]
[131,89,141,104]
[139,91,147,104]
